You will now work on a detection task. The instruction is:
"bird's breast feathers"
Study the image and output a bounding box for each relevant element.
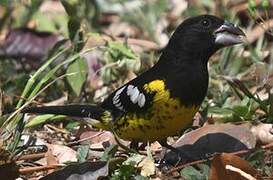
[112,79,199,141]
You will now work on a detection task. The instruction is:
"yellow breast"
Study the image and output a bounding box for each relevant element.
[114,80,199,142]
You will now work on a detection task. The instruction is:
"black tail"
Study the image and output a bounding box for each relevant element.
[22,105,106,120]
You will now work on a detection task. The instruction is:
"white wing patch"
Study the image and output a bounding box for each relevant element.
[113,86,126,110]
[112,84,146,110]
[126,85,146,108]
[137,93,146,107]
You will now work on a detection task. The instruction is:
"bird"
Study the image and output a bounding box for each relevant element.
[22,15,245,149]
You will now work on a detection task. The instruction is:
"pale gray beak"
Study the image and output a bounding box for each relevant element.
[214,21,246,46]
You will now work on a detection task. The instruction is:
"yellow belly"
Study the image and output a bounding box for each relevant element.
[112,79,200,142]
[114,104,199,141]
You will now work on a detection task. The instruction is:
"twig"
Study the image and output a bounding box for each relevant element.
[43,96,68,106]
[167,159,211,174]
[19,164,63,174]
[116,37,159,50]
[110,126,137,154]
[0,89,2,116]
[44,124,68,134]
[262,142,273,149]
[247,19,273,43]
[87,34,159,50]
[66,131,105,146]
[17,152,45,161]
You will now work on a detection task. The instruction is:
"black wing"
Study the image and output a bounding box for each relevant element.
[100,81,154,118]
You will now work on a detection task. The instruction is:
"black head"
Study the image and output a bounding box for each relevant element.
[164,15,245,62]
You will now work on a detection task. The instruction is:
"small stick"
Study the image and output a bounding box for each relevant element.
[17,152,45,161]
[19,164,63,174]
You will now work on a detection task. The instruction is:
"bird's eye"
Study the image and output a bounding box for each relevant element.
[201,19,211,27]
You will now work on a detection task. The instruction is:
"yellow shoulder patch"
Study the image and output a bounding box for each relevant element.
[144,79,170,102]
[143,80,165,93]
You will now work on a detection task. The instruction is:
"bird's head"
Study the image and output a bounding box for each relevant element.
[165,15,245,61]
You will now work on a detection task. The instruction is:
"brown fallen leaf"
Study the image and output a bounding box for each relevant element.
[251,123,273,145]
[0,28,62,61]
[45,147,58,174]
[47,144,77,164]
[76,126,131,151]
[164,124,256,164]
[209,153,261,180]
[79,130,118,149]
[178,123,256,148]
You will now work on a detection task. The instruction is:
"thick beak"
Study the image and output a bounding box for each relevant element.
[214,21,246,46]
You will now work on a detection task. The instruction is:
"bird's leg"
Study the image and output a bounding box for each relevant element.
[129,140,139,150]
[129,141,147,150]
[139,142,147,150]
[110,126,137,153]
